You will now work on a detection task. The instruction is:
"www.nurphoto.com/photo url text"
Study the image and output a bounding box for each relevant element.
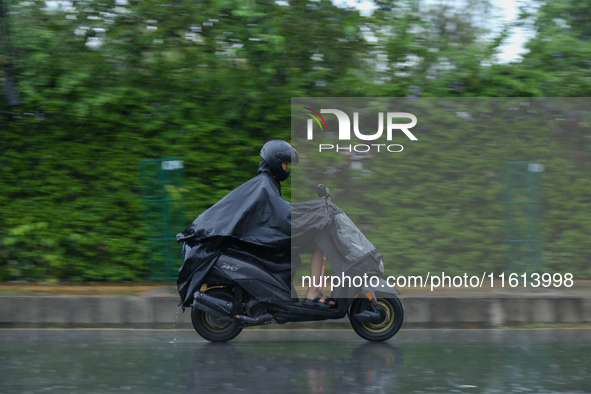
[302,272,574,291]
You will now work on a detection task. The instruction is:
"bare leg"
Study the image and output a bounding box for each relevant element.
[305,245,335,305]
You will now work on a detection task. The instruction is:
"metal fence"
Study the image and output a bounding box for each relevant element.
[503,161,543,274]
[140,158,186,280]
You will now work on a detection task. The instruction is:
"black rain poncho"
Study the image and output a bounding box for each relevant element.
[177,164,384,306]
[291,200,384,280]
[176,162,293,306]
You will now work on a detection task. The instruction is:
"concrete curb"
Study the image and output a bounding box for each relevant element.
[2,295,591,329]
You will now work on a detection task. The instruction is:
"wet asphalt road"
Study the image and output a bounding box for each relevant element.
[1,328,590,394]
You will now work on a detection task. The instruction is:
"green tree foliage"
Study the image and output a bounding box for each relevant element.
[1,0,590,281]
[293,98,591,278]
[0,0,375,281]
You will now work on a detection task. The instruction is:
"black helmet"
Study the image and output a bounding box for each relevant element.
[260,139,299,181]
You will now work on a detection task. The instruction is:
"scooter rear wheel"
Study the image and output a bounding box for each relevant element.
[191,288,243,342]
[349,297,404,342]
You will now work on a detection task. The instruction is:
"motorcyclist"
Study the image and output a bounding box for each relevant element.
[259,140,335,308]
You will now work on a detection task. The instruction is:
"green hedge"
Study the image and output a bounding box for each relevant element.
[1,0,590,281]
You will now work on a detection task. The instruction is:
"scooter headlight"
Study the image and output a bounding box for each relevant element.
[378,259,384,275]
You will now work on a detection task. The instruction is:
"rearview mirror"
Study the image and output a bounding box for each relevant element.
[317,184,330,199]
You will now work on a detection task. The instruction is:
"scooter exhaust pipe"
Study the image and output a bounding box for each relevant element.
[193,291,234,318]
[193,292,272,324]
[234,313,272,324]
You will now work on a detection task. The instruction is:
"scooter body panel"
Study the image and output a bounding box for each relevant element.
[211,253,293,301]
[263,301,349,322]
[202,252,355,323]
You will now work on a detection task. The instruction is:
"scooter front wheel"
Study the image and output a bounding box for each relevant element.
[191,288,243,342]
[349,297,404,342]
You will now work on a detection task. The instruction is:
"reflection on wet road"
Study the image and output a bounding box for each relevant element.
[1,329,590,393]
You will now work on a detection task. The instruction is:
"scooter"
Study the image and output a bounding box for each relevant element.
[189,184,404,342]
